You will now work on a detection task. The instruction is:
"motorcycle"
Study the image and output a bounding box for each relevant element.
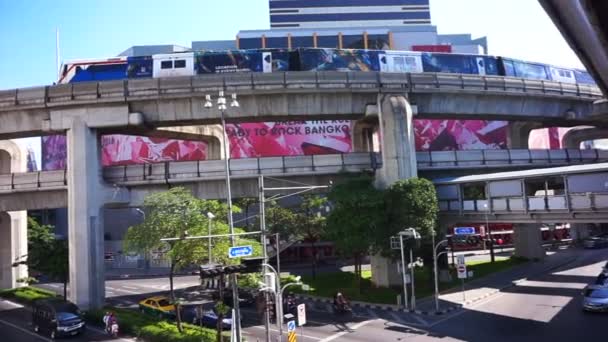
[107,322,119,338]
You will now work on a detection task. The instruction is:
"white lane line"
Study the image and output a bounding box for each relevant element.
[318,319,377,342]
[366,308,379,318]
[106,286,117,291]
[0,299,23,308]
[0,318,52,342]
[47,284,60,288]
[411,313,428,326]
[115,288,139,294]
[121,286,138,290]
[251,325,322,340]
[428,292,506,328]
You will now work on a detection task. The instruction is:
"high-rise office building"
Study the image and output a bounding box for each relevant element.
[269,0,431,28]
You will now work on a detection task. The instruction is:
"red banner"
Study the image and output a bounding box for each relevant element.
[414,119,508,151]
[227,120,353,158]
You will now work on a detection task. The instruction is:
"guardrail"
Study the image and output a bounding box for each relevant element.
[103,152,380,184]
[0,170,67,193]
[0,72,601,111]
[439,193,608,213]
[417,149,608,169]
[0,153,379,194]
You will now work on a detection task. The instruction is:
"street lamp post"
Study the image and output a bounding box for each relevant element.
[433,236,448,312]
[204,91,242,341]
[483,203,495,263]
[206,212,215,263]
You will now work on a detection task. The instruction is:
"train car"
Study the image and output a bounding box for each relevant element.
[296,48,381,72]
[58,57,127,84]
[573,69,597,85]
[127,56,153,78]
[498,57,551,81]
[152,52,195,78]
[194,50,273,74]
[378,50,423,73]
[421,52,500,75]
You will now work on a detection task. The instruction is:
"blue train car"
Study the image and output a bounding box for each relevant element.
[58,57,128,84]
[499,57,551,81]
[421,53,500,75]
[195,50,272,74]
[573,69,596,85]
[296,48,381,72]
[127,56,153,78]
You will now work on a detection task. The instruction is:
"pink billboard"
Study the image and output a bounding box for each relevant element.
[41,135,208,170]
[414,119,508,151]
[528,127,572,149]
[226,120,353,158]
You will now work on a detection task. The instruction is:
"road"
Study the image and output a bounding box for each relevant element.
[0,299,134,342]
[15,247,607,341]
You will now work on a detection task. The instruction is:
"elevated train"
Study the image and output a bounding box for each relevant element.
[58,48,596,86]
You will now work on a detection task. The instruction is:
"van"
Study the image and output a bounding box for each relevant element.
[32,299,86,339]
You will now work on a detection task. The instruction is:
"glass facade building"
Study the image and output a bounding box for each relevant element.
[269,0,431,28]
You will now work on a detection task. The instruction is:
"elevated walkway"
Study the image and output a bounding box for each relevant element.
[434,162,608,223]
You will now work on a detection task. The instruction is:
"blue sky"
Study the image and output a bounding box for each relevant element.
[2,0,584,167]
[0,0,582,90]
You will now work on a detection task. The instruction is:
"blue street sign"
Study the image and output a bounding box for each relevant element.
[454,227,476,235]
[228,245,253,258]
[287,320,296,332]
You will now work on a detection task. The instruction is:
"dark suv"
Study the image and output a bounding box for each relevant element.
[32,299,86,339]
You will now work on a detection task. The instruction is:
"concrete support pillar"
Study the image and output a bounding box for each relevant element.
[67,118,105,309]
[0,140,28,289]
[372,94,417,287]
[508,122,543,149]
[513,224,545,260]
[561,126,608,149]
[569,223,591,242]
[375,94,417,187]
[0,212,27,289]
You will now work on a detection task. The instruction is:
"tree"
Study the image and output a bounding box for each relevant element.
[294,194,328,279]
[124,187,211,333]
[234,197,257,230]
[124,187,261,336]
[327,175,383,293]
[13,218,69,299]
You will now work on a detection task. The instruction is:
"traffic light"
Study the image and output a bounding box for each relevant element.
[199,258,265,279]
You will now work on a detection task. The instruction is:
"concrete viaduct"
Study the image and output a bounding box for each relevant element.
[0,71,606,308]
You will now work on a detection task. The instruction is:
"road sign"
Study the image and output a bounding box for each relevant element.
[454,227,476,235]
[457,254,465,266]
[287,320,296,333]
[297,304,306,326]
[228,245,253,258]
[457,264,467,279]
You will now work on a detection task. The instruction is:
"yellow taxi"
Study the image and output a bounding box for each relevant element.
[138,296,176,319]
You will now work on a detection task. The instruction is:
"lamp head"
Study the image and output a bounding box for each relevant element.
[204,94,213,108]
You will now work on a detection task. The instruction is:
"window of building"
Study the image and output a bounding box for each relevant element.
[160,61,173,69]
[239,38,263,49]
[291,36,314,48]
[266,37,289,49]
[316,35,339,49]
[366,34,390,50]
[342,34,365,49]
[174,60,186,68]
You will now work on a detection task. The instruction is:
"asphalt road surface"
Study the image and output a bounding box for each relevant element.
[0,299,134,342]
[24,247,608,341]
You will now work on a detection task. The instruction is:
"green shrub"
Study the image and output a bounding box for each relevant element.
[0,286,58,304]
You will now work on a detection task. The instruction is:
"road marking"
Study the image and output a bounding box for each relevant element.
[106,286,117,291]
[251,325,322,340]
[428,292,506,328]
[0,318,51,341]
[47,284,60,288]
[411,313,428,326]
[122,286,138,290]
[318,319,377,342]
[115,288,139,294]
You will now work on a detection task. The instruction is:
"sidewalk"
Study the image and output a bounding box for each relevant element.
[413,246,580,315]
